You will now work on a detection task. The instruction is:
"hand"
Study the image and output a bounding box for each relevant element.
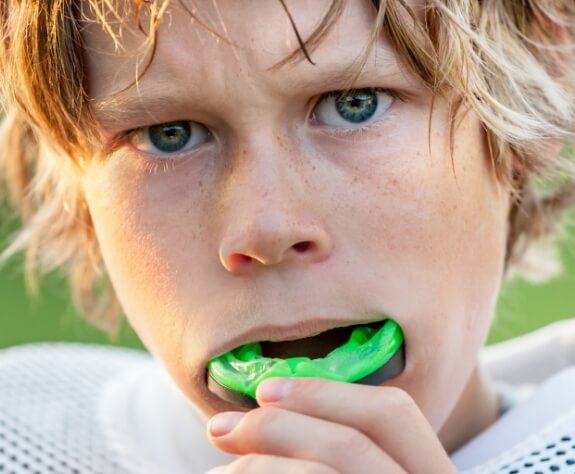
[204,377,457,473]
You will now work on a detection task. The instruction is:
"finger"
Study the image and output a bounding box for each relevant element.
[255,377,455,474]
[207,407,404,474]
[205,454,339,474]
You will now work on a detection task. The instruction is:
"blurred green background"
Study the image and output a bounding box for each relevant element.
[0,203,145,350]
[1,201,575,351]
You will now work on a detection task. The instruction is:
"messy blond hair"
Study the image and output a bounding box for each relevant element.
[0,0,574,337]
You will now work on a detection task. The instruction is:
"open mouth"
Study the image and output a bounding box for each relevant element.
[206,318,405,408]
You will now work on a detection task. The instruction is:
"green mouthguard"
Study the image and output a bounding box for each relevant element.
[207,319,403,400]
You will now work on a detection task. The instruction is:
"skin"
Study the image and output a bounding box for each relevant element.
[79,0,512,470]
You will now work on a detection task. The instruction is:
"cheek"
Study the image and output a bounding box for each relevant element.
[80,158,214,362]
[325,114,507,308]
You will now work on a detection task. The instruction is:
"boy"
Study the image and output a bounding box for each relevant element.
[0,1,574,472]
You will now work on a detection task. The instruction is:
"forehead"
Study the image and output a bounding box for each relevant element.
[81,0,399,102]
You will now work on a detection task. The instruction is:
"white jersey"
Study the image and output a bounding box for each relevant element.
[1,319,575,474]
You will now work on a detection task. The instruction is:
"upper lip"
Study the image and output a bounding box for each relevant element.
[206,316,388,362]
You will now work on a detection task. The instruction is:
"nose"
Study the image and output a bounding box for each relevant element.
[219,219,333,273]
[218,148,333,274]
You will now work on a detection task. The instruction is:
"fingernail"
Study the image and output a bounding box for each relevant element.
[256,377,294,403]
[208,412,245,437]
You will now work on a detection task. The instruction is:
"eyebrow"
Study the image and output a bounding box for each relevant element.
[287,44,398,83]
[91,46,399,132]
[92,91,175,131]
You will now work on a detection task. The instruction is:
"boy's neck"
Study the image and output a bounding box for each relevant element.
[438,366,501,454]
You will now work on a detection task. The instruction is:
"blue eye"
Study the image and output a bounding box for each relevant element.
[149,121,191,152]
[314,88,394,127]
[130,120,210,154]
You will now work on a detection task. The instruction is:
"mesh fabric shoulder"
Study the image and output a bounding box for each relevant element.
[462,407,575,473]
[455,366,575,473]
[0,342,151,474]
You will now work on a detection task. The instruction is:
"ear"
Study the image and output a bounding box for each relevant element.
[507,139,565,189]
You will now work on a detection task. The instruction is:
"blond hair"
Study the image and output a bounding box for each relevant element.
[0,0,574,337]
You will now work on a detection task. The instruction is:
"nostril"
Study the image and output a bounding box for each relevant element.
[292,241,313,253]
[229,254,252,267]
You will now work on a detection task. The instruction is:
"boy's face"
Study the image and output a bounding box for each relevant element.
[80,0,510,428]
